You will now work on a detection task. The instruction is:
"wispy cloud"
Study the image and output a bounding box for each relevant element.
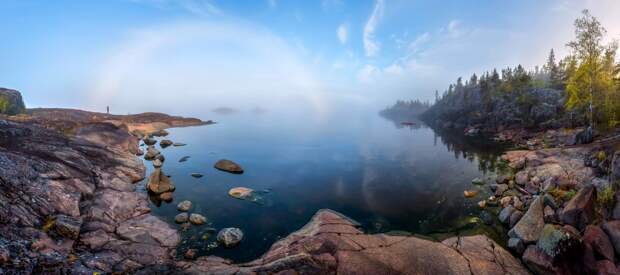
[321,0,343,11]
[363,0,384,57]
[337,23,348,45]
[130,0,222,16]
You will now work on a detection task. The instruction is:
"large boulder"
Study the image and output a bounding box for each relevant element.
[509,196,545,244]
[602,221,620,256]
[0,88,26,115]
[561,185,596,230]
[146,169,175,194]
[583,225,615,262]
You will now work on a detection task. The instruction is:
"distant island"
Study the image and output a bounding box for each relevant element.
[379,99,430,124]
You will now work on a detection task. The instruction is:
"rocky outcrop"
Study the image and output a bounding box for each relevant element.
[0,119,180,273]
[0,88,26,115]
[178,209,530,274]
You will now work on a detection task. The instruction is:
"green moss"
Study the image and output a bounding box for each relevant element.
[598,151,607,162]
[565,189,577,201]
[598,185,615,211]
[537,224,569,257]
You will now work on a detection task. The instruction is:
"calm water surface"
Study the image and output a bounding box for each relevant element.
[139,109,508,262]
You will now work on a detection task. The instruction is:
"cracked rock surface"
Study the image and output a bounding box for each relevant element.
[177,209,530,274]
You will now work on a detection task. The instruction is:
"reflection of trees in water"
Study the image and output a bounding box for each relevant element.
[432,127,507,174]
[383,113,507,174]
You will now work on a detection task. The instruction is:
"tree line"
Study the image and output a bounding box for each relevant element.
[434,10,620,130]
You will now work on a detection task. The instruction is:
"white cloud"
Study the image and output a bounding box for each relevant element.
[357,64,379,82]
[363,0,384,57]
[407,32,430,54]
[337,23,348,45]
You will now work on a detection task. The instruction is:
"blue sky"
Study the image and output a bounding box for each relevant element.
[1,0,619,116]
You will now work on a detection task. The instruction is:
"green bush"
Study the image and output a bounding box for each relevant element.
[598,185,615,211]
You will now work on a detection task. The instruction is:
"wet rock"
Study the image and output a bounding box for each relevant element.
[471,178,484,185]
[191,173,203,178]
[189,214,207,225]
[144,146,160,160]
[54,214,82,240]
[602,221,620,255]
[179,156,190,162]
[154,153,165,162]
[509,210,523,228]
[583,225,615,261]
[463,190,478,198]
[214,159,244,174]
[147,169,175,194]
[509,196,544,244]
[143,137,157,146]
[150,129,169,137]
[499,205,515,224]
[173,142,186,147]
[561,185,596,230]
[177,200,192,212]
[575,126,593,145]
[160,139,173,148]
[136,148,144,156]
[175,213,189,224]
[229,187,254,200]
[477,200,487,209]
[160,192,173,202]
[522,245,555,274]
[153,158,163,168]
[217,228,244,248]
[495,184,508,196]
[508,238,525,254]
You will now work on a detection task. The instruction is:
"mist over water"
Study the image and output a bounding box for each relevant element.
[140,100,507,263]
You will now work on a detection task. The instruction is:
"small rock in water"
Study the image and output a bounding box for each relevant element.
[463,190,478,198]
[160,139,173,148]
[136,148,144,156]
[160,192,173,202]
[150,129,169,137]
[471,178,485,185]
[189,214,207,225]
[173,142,187,147]
[217,228,244,247]
[153,158,163,168]
[478,200,487,209]
[175,213,189,223]
[214,159,244,174]
[144,146,160,160]
[143,137,157,146]
[179,156,190,162]
[229,187,254,200]
[177,200,192,212]
[191,173,203,178]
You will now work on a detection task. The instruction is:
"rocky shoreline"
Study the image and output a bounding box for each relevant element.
[469,130,620,274]
[0,104,531,274]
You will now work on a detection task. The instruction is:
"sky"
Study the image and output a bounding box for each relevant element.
[1,0,620,118]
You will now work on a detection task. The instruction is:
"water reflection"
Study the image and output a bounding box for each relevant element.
[142,111,510,263]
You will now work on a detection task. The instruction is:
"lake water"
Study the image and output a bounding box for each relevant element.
[138,109,509,263]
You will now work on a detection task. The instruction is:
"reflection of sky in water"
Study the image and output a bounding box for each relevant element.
[140,109,505,263]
